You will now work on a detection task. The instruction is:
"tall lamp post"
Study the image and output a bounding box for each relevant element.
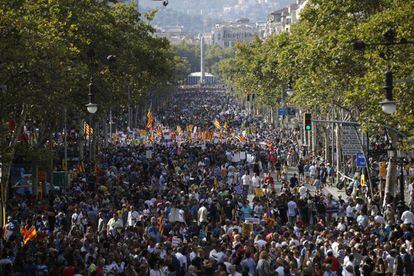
[86,77,98,115]
[353,28,413,115]
[86,77,97,163]
[354,29,413,205]
[84,52,116,163]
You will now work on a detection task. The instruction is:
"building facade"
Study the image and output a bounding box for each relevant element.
[264,0,308,38]
[210,18,260,47]
[154,25,198,45]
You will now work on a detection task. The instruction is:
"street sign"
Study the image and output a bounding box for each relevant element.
[342,126,363,155]
[356,152,366,167]
[278,108,287,116]
[287,107,296,116]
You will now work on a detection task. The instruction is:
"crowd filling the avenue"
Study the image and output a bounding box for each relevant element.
[2,89,414,276]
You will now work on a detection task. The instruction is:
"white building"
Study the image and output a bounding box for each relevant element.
[211,18,260,47]
[154,25,197,45]
[264,0,308,38]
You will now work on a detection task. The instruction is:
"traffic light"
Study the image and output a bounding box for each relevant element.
[304,113,312,131]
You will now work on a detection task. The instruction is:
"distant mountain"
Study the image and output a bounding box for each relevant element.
[137,0,296,34]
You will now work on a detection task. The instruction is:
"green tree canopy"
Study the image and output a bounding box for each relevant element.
[218,0,414,142]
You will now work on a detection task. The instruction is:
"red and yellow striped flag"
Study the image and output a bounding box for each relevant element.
[146,110,153,130]
[235,135,245,142]
[149,132,154,143]
[22,226,37,245]
[186,125,193,133]
[223,122,229,131]
[156,125,163,137]
[78,162,85,173]
[213,119,221,130]
[157,214,164,235]
[83,122,93,137]
[176,126,182,136]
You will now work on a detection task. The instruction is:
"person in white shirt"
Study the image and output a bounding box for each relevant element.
[374,214,387,225]
[287,200,298,225]
[336,218,347,232]
[197,203,208,226]
[209,245,226,264]
[401,210,414,224]
[107,213,123,236]
[299,185,308,199]
[71,208,83,227]
[342,254,354,276]
[346,203,355,224]
[309,163,317,180]
[241,171,251,193]
[251,173,261,190]
[175,248,187,271]
[127,205,140,228]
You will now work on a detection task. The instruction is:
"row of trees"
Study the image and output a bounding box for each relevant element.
[0,0,188,220]
[218,0,414,201]
[218,0,414,142]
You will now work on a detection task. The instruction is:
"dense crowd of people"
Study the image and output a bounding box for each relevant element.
[2,89,414,276]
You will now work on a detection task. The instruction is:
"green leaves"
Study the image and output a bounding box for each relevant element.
[218,0,414,141]
[0,0,186,167]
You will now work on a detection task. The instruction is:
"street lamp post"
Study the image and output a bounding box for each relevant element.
[354,29,413,205]
[86,77,98,114]
[86,77,97,163]
[353,28,413,114]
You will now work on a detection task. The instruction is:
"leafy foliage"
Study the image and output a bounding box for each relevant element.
[218,0,414,142]
[0,0,188,178]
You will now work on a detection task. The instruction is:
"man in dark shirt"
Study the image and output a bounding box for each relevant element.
[290,174,299,188]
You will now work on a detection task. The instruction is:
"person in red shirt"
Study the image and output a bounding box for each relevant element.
[263,172,274,192]
[324,250,341,272]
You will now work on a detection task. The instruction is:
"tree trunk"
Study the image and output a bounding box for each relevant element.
[324,128,329,163]
[31,161,39,199]
[335,124,342,185]
[0,105,26,226]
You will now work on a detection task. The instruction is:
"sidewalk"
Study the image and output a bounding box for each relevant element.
[247,166,347,201]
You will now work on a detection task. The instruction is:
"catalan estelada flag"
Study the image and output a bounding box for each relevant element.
[78,162,85,173]
[235,134,245,142]
[176,126,182,136]
[146,110,153,129]
[213,119,221,130]
[149,132,154,143]
[22,226,37,245]
[83,122,93,137]
[223,122,229,131]
[157,214,164,235]
[156,125,163,137]
[186,124,193,133]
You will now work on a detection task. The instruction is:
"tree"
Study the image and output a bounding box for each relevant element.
[0,0,186,225]
[217,0,414,200]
